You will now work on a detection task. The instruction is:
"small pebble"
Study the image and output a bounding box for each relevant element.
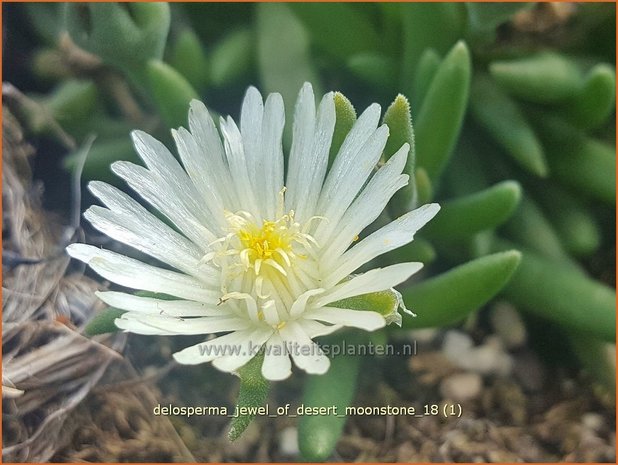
[442,331,513,376]
[490,302,527,349]
[582,412,604,432]
[442,330,474,363]
[278,426,299,456]
[440,373,483,402]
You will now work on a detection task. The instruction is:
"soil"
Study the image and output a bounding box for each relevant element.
[51,322,616,463]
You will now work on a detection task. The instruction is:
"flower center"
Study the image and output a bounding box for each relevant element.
[233,212,305,275]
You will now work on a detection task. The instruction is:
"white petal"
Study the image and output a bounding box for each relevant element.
[112,161,217,245]
[289,90,336,223]
[315,262,424,307]
[286,83,316,207]
[85,205,213,281]
[86,181,211,277]
[286,83,330,221]
[66,244,219,302]
[289,288,325,318]
[115,313,252,335]
[262,332,292,381]
[320,144,410,268]
[240,86,264,193]
[296,318,342,338]
[96,291,229,317]
[258,92,285,219]
[173,330,255,364]
[172,127,228,225]
[187,100,237,207]
[212,327,274,372]
[315,124,389,243]
[219,116,261,219]
[314,103,381,222]
[304,307,386,331]
[323,203,440,287]
[279,321,330,374]
[130,131,212,225]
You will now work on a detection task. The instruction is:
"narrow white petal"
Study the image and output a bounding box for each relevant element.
[262,332,292,381]
[211,328,273,372]
[314,103,381,224]
[315,124,389,242]
[66,244,219,302]
[188,99,237,207]
[112,161,217,245]
[240,86,264,191]
[289,90,336,223]
[289,288,325,318]
[96,291,228,317]
[323,203,440,287]
[86,181,211,277]
[296,319,342,338]
[220,116,261,219]
[315,262,423,307]
[173,330,255,364]
[279,322,330,374]
[320,144,410,267]
[259,92,285,219]
[304,307,386,331]
[172,127,228,225]
[116,313,252,335]
[286,83,317,214]
[85,206,214,281]
[131,131,213,224]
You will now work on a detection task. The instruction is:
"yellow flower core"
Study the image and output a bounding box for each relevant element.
[236,214,300,275]
[217,210,318,278]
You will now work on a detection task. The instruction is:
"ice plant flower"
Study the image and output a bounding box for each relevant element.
[67,83,439,381]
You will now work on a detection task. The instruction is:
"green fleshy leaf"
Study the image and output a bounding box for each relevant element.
[66,3,170,74]
[328,92,357,169]
[530,184,601,258]
[146,59,199,128]
[494,240,615,343]
[228,353,270,441]
[289,3,379,60]
[257,3,321,123]
[298,332,364,461]
[210,28,253,87]
[84,307,126,336]
[536,117,616,206]
[45,79,99,129]
[490,52,585,103]
[170,28,209,91]
[470,74,547,177]
[414,167,433,205]
[425,180,522,240]
[415,41,471,182]
[400,3,466,86]
[503,195,577,268]
[563,64,616,130]
[383,94,417,214]
[401,251,521,329]
[411,48,441,112]
[330,288,405,326]
[346,53,396,90]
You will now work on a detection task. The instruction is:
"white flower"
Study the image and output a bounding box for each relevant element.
[67,83,439,381]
